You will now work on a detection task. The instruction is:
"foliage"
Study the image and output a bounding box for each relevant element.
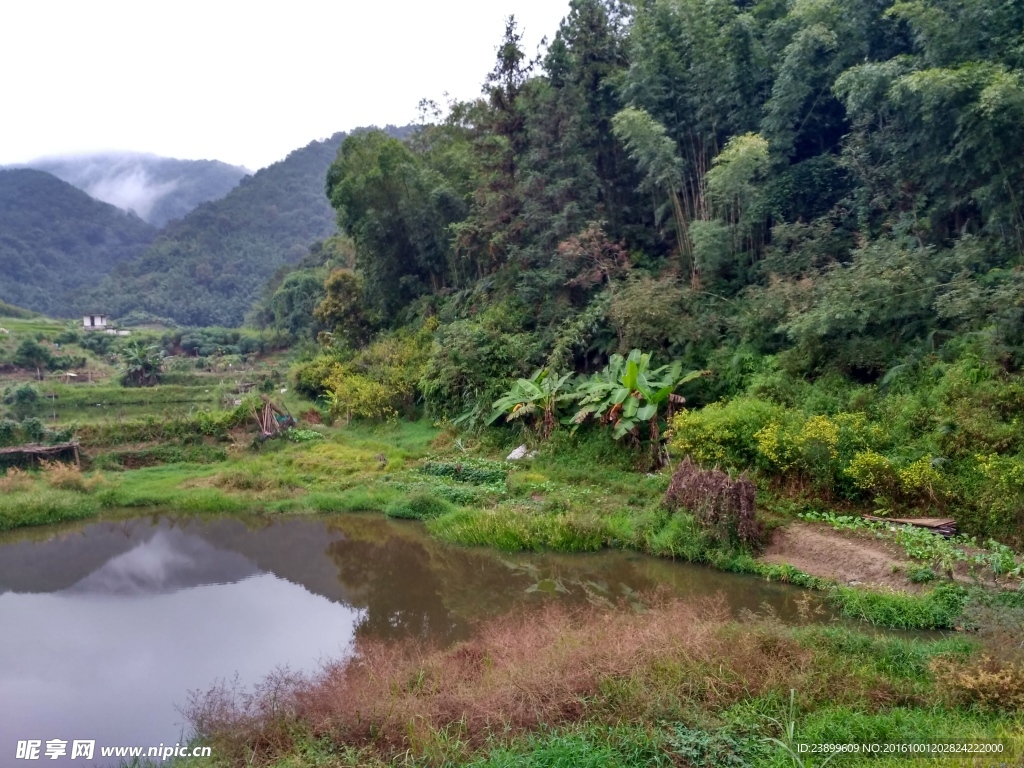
[313,268,374,347]
[119,340,164,387]
[319,327,433,422]
[420,458,510,487]
[420,307,541,423]
[487,368,577,439]
[0,169,156,316]
[384,492,455,520]
[663,458,763,549]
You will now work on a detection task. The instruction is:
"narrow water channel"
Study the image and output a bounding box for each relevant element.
[0,513,821,765]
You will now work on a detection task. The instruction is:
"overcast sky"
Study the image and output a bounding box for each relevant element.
[0,0,570,170]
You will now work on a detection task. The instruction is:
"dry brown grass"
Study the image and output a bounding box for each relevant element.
[0,467,33,492]
[933,654,1024,712]
[664,458,763,548]
[39,461,103,492]
[187,597,829,765]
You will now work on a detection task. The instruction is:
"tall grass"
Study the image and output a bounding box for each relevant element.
[0,488,98,530]
[185,597,1024,768]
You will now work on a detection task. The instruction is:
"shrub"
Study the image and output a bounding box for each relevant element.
[0,468,33,493]
[420,308,540,421]
[669,398,782,469]
[933,655,1024,712]
[384,492,455,520]
[1,383,39,406]
[907,565,937,584]
[844,450,900,500]
[663,458,763,548]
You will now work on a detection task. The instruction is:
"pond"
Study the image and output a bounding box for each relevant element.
[0,513,822,765]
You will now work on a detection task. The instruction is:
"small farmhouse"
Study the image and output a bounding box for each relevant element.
[83,313,108,331]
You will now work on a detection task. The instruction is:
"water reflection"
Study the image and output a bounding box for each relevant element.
[0,513,820,765]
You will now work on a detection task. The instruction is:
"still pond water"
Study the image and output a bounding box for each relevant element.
[1,513,819,765]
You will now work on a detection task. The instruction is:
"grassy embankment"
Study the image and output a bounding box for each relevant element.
[1,407,1020,632]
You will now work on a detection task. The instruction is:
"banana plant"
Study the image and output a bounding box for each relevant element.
[487,368,578,439]
[569,349,705,463]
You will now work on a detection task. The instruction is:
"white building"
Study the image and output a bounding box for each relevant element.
[83,313,108,331]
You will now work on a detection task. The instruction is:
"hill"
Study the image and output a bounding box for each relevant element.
[0,169,157,316]
[25,153,247,227]
[85,126,415,328]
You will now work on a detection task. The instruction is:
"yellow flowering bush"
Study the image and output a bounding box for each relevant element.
[326,370,398,422]
[797,415,840,458]
[845,450,900,497]
[898,456,945,501]
[753,421,799,471]
[669,398,783,468]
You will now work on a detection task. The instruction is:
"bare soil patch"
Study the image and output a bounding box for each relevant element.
[761,522,920,591]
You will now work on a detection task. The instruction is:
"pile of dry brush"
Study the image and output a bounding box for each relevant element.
[663,457,764,548]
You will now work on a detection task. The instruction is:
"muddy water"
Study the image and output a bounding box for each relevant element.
[0,514,820,765]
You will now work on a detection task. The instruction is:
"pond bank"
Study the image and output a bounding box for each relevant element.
[0,420,1020,634]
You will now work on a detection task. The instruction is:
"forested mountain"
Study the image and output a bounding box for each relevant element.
[0,169,156,316]
[24,154,247,227]
[82,127,415,327]
[80,135,347,327]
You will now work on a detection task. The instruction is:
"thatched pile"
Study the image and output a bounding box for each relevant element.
[664,457,763,547]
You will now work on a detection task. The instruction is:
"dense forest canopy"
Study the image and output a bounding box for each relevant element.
[292,0,1024,542]
[316,0,1024,379]
[0,169,156,316]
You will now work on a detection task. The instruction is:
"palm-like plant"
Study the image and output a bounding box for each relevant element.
[119,340,164,387]
[571,349,705,465]
[487,369,577,439]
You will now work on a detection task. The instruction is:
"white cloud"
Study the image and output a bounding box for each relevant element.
[0,0,569,169]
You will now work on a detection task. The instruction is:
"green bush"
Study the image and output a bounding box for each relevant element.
[420,458,511,486]
[384,492,455,520]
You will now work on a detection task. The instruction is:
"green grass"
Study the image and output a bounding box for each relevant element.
[464,725,672,768]
[828,583,969,630]
[0,488,99,530]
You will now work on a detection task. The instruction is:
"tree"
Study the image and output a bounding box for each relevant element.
[326,131,460,320]
[119,340,164,387]
[13,339,53,380]
[487,368,578,439]
[314,270,374,348]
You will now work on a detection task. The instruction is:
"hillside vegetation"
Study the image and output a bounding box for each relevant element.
[25,153,247,226]
[79,135,348,327]
[290,0,1024,547]
[0,169,156,316]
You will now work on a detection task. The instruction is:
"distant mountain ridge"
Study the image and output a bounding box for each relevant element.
[2,126,416,326]
[82,125,416,327]
[0,169,156,316]
[80,133,350,326]
[22,153,248,227]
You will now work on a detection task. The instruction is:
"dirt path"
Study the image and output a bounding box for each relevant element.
[760,522,920,591]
